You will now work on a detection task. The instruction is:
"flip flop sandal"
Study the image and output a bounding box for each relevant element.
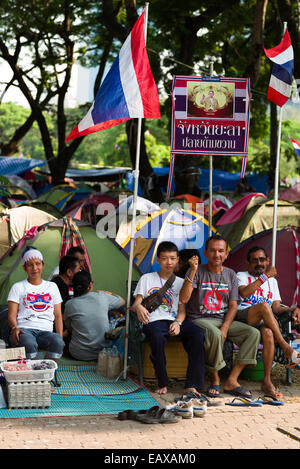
[155,408,181,424]
[286,350,300,369]
[225,397,262,407]
[135,406,161,424]
[256,395,284,406]
[117,409,137,421]
[206,385,221,398]
[224,386,252,399]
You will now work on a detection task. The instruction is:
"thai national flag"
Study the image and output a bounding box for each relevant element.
[291,138,300,158]
[263,29,294,107]
[66,11,160,142]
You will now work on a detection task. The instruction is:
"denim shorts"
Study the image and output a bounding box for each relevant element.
[9,328,65,359]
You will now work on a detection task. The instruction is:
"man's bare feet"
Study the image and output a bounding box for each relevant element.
[155,386,168,395]
[223,378,252,397]
[261,382,283,399]
[183,387,201,397]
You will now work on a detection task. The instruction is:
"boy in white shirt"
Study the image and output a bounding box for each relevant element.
[132,241,205,396]
[237,246,300,399]
[7,247,65,360]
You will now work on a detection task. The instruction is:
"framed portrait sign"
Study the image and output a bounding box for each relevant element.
[170,76,251,157]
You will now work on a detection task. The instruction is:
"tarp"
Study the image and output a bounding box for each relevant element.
[0,218,141,304]
[197,169,269,193]
[216,193,266,226]
[126,167,269,197]
[217,199,300,249]
[120,208,218,273]
[0,157,46,176]
[280,182,300,203]
[65,167,130,182]
[224,227,300,308]
[7,175,37,199]
[0,206,57,259]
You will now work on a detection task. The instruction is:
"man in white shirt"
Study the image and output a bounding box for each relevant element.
[132,241,205,396]
[237,246,300,399]
[7,247,65,360]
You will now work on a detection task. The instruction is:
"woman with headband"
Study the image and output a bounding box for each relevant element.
[7,247,65,361]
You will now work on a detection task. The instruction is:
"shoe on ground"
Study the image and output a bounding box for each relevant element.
[189,398,207,418]
[170,400,194,419]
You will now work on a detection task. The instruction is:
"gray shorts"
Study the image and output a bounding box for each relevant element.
[236,307,264,329]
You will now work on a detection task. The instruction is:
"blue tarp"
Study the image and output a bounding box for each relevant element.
[0,157,46,176]
[197,169,269,194]
[65,167,129,181]
[127,167,269,196]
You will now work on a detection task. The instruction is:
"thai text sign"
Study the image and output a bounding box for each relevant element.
[170,76,250,156]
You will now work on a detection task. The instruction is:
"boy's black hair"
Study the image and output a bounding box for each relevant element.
[205,234,228,250]
[157,241,179,257]
[67,246,85,256]
[59,255,80,275]
[246,246,268,262]
[73,270,92,297]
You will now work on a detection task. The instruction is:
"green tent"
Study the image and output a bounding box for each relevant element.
[217,198,300,249]
[0,218,141,304]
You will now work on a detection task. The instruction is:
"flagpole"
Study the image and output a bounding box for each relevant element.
[123,4,149,380]
[271,22,287,265]
[209,60,214,236]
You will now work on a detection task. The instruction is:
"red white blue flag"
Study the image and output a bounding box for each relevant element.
[66,12,160,142]
[291,138,300,158]
[264,29,294,107]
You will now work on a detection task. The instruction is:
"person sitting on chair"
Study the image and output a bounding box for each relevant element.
[7,247,65,361]
[180,235,261,399]
[63,270,125,361]
[132,241,205,396]
[236,246,300,399]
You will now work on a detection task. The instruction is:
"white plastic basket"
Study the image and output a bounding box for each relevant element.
[0,359,57,383]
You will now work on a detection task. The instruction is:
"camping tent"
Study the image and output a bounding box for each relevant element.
[0,218,141,304]
[103,195,161,246]
[37,186,82,212]
[217,198,300,249]
[216,193,266,226]
[0,206,57,259]
[120,208,218,273]
[224,227,300,308]
[65,194,119,225]
[280,182,300,203]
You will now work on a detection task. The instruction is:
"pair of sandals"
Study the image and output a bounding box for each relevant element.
[117,405,179,424]
[225,395,284,407]
[206,384,253,399]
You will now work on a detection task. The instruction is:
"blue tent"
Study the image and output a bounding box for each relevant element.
[121,208,217,273]
[0,157,46,176]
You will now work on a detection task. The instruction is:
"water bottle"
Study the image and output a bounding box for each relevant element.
[107,346,122,379]
[96,348,108,376]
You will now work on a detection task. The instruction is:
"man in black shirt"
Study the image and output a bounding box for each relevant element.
[51,256,81,313]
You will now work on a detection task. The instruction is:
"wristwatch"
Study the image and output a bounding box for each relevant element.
[175,319,182,326]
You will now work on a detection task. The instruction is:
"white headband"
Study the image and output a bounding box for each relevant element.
[23,249,43,264]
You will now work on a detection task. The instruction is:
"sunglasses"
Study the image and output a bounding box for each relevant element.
[249,257,267,263]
